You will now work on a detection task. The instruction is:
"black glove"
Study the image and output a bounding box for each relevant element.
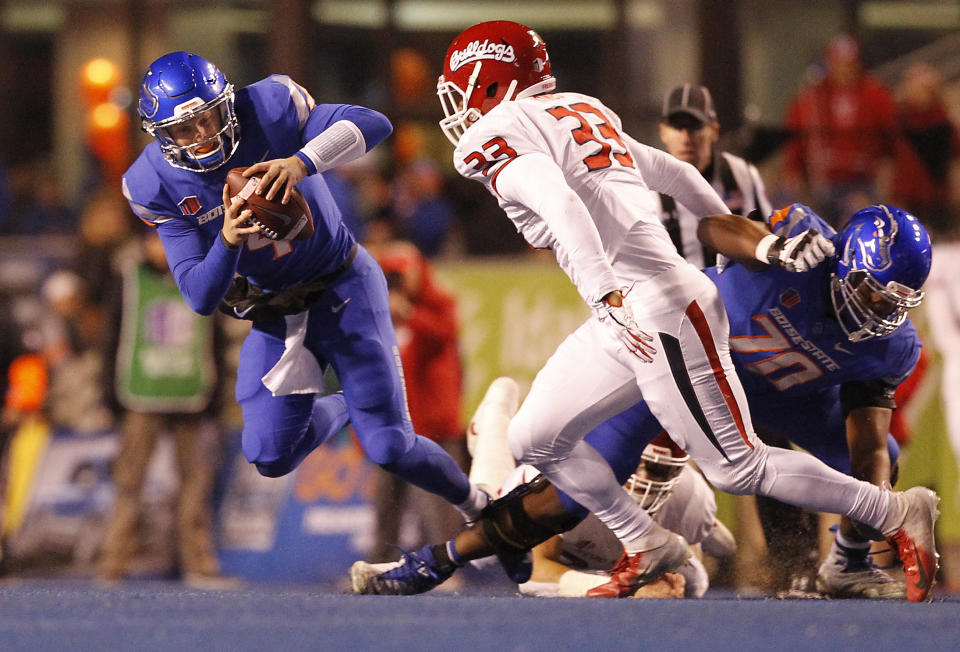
[218,277,327,321]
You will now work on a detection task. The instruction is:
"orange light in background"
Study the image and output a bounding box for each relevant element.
[391,48,430,105]
[4,354,48,413]
[393,121,426,165]
[87,101,131,181]
[81,57,121,105]
[80,57,132,181]
[90,102,123,130]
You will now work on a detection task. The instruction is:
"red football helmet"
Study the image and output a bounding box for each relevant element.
[437,20,556,145]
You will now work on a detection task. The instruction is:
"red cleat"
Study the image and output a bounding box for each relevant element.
[883,486,940,602]
[586,530,689,598]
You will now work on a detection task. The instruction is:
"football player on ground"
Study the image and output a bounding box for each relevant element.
[348,21,940,601]
[465,378,736,599]
[121,53,489,531]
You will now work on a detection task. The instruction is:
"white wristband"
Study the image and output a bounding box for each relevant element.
[754,233,781,263]
[298,119,366,174]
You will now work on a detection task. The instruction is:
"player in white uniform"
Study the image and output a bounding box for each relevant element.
[349,20,939,601]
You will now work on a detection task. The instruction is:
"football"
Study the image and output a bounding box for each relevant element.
[225,167,314,241]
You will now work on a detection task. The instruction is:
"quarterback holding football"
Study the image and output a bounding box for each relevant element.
[122,52,490,537]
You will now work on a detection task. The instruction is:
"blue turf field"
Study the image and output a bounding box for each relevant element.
[1,579,959,652]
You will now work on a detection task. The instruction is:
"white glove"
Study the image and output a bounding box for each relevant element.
[598,292,657,363]
[755,228,835,272]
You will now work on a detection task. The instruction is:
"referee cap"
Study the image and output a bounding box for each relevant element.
[662,84,717,124]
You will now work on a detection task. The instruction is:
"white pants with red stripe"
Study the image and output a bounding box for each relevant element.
[508,263,891,543]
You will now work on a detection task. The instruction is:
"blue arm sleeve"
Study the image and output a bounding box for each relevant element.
[156,219,241,315]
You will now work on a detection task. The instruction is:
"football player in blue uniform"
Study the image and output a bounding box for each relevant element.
[352,203,936,601]
[121,52,489,529]
[704,203,926,598]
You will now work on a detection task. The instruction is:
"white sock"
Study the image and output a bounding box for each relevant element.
[557,570,609,597]
[758,447,890,532]
[518,580,562,598]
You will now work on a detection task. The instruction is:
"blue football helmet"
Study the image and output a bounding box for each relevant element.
[830,205,931,342]
[138,52,239,171]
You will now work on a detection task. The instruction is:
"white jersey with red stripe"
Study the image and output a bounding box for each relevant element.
[453,92,728,307]
[502,464,718,571]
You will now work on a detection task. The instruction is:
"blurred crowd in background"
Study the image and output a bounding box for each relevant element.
[1,0,960,594]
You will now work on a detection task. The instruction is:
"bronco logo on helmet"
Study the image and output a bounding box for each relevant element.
[140,83,159,119]
[860,212,896,272]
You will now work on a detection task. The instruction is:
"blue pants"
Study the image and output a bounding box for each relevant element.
[235,245,470,504]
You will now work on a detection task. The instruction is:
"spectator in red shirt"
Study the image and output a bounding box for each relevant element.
[366,234,468,564]
[784,34,898,227]
[891,62,960,238]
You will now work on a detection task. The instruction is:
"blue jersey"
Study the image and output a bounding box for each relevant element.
[705,204,921,404]
[122,75,391,314]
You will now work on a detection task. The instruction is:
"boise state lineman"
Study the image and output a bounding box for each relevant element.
[122,52,488,525]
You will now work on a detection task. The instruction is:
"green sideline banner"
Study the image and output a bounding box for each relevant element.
[435,257,591,416]
[900,309,959,542]
[436,258,960,545]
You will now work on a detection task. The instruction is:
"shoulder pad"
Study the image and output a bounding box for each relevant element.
[122,153,176,225]
[243,76,306,126]
[454,106,538,182]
